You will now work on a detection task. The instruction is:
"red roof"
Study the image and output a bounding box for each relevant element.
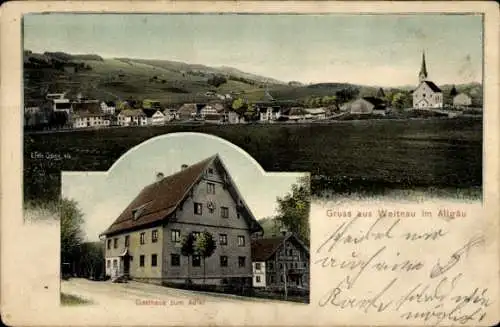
[103,156,214,235]
[251,236,286,261]
[102,155,263,236]
[251,233,310,261]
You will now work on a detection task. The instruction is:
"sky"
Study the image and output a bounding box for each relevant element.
[23,13,482,87]
[61,133,305,242]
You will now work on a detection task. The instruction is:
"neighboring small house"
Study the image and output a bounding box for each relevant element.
[100,101,116,115]
[251,233,310,290]
[259,106,281,122]
[142,109,165,126]
[52,98,73,116]
[177,103,205,120]
[304,108,327,120]
[204,113,223,124]
[281,107,309,122]
[72,112,110,129]
[163,108,179,122]
[228,111,246,124]
[453,93,472,108]
[117,109,148,126]
[349,97,387,115]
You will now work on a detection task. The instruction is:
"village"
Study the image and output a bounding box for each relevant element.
[24,52,480,132]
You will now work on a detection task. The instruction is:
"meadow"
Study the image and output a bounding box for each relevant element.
[23,116,482,203]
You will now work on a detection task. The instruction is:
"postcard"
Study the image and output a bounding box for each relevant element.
[1,1,499,326]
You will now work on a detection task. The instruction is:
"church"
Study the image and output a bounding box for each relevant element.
[412,52,443,109]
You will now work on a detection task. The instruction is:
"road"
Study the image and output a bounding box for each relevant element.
[61,278,279,305]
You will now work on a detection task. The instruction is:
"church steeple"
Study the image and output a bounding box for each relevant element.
[419,51,428,83]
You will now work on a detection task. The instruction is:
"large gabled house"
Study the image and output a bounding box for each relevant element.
[251,232,310,290]
[101,155,263,287]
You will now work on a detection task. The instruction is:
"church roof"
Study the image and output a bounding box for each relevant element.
[423,81,442,93]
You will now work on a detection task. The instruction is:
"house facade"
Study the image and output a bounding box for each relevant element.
[259,106,281,122]
[228,111,246,124]
[73,112,110,128]
[304,108,327,120]
[117,109,148,126]
[412,52,443,109]
[251,233,309,290]
[453,93,472,107]
[101,155,263,286]
[100,101,116,115]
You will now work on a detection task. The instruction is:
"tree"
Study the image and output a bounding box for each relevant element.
[60,198,85,277]
[450,85,458,97]
[275,176,310,243]
[180,232,196,284]
[194,231,217,284]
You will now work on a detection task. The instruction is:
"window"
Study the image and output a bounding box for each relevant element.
[171,254,180,266]
[303,262,307,268]
[207,182,215,194]
[288,249,293,256]
[152,230,158,243]
[255,263,261,270]
[113,259,117,268]
[268,262,274,270]
[192,255,201,267]
[171,229,181,243]
[139,255,145,267]
[256,276,261,283]
[221,207,229,218]
[107,239,111,249]
[279,263,283,270]
[238,235,245,247]
[125,235,130,247]
[237,212,241,219]
[194,202,203,215]
[140,232,145,245]
[219,234,227,245]
[270,275,275,283]
[113,238,118,249]
[281,275,284,282]
[220,256,228,267]
[106,260,110,268]
[151,254,157,267]
[238,256,246,268]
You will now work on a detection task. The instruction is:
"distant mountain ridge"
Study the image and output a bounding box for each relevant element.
[23,50,482,106]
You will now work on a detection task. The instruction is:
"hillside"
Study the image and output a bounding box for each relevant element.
[23,50,483,107]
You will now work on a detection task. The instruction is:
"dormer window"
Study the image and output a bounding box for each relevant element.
[132,202,150,220]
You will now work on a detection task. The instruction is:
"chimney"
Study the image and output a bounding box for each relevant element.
[181,164,188,170]
[156,172,164,182]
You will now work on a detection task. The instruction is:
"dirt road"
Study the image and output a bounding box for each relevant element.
[61,278,278,306]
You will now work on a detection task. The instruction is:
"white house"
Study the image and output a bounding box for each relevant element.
[73,112,110,129]
[412,52,443,109]
[117,109,147,126]
[100,101,116,115]
[259,106,281,122]
[453,93,472,107]
[150,110,166,125]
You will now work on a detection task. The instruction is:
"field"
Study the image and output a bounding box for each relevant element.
[23,117,482,203]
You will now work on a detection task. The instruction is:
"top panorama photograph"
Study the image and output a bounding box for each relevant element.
[22,13,483,202]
